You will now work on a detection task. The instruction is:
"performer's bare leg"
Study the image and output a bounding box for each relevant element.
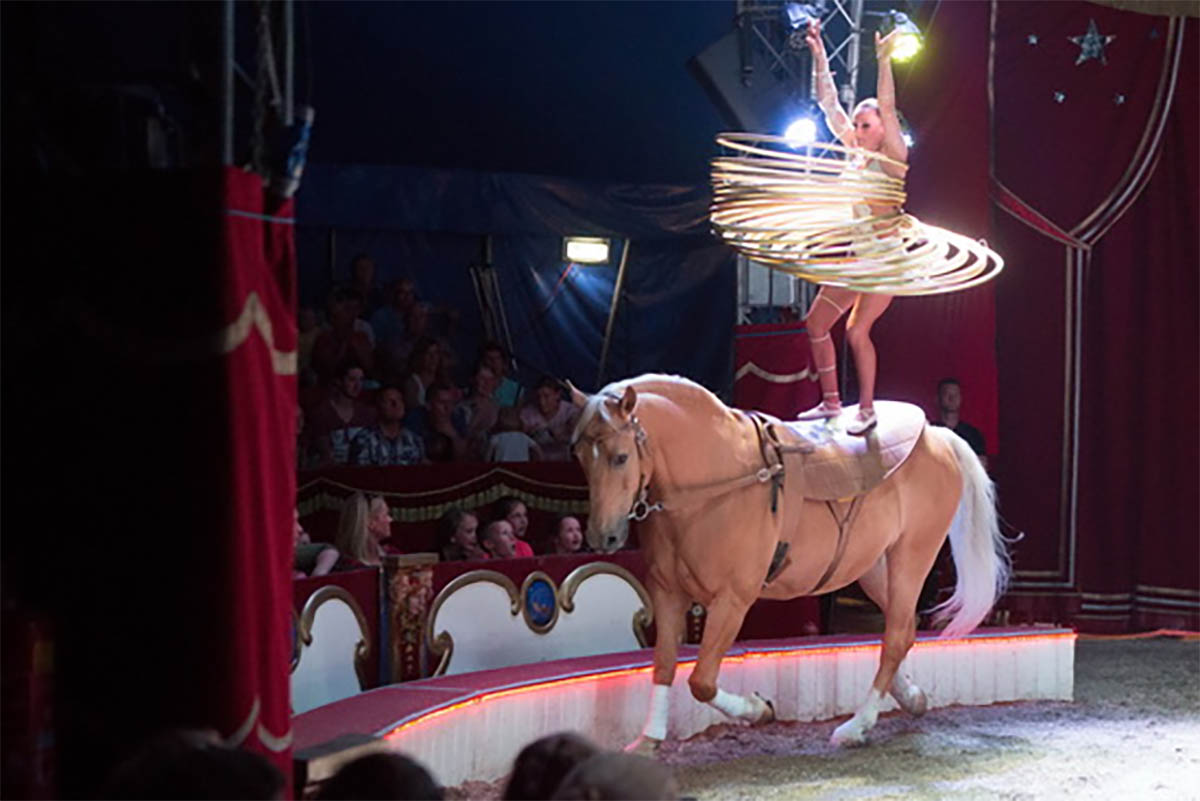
[797,286,859,420]
[844,292,893,435]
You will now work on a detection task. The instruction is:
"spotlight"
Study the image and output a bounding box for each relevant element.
[784,117,818,147]
[563,237,610,265]
[784,1,826,30]
[880,10,922,62]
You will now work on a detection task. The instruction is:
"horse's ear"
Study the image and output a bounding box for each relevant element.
[565,379,588,408]
[619,385,638,417]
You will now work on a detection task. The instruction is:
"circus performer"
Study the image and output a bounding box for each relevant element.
[795,20,909,435]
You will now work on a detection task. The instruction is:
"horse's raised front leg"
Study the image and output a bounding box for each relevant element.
[689,594,775,726]
[831,547,931,746]
[856,555,928,718]
[628,587,688,755]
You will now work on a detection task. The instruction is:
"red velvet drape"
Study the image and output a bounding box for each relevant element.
[991,3,1198,630]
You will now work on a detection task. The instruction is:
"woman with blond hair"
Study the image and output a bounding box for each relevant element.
[333,492,398,569]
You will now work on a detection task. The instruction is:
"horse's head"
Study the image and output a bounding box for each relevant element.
[568,381,649,554]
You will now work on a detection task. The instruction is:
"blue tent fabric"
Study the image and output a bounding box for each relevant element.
[296,164,735,397]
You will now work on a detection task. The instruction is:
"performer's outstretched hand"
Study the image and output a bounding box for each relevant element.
[806,19,828,61]
[875,29,900,62]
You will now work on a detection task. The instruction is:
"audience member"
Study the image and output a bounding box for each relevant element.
[503,732,600,801]
[392,302,435,378]
[349,253,387,316]
[403,337,446,411]
[308,360,378,466]
[549,515,585,556]
[297,305,322,382]
[437,507,488,562]
[551,752,678,800]
[346,286,376,350]
[425,431,454,463]
[481,341,523,407]
[334,493,397,569]
[294,508,339,578]
[520,377,581,462]
[479,519,518,559]
[413,383,468,462]
[315,751,442,801]
[453,364,500,460]
[494,496,535,558]
[102,729,285,800]
[351,387,426,466]
[932,377,987,468]
[312,287,375,383]
[488,407,542,463]
[296,405,321,471]
[370,277,418,378]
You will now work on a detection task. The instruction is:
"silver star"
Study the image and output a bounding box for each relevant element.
[1069,18,1116,66]
[1054,91,1066,103]
[1114,93,1126,105]
[1028,34,1039,45]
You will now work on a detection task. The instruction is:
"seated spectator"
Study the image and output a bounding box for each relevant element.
[453,365,500,460]
[480,519,518,559]
[296,405,321,471]
[351,387,425,466]
[103,728,285,800]
[548,515,586,556]
[308,360,377,466]
[403,337,447,412]
[437,507,488,562]
[480,341,523,407]
[425,431,454,463]
[348,253,388,317]
[521,377,581,462]
[932,377,988,469]
[411,383,468,462]
[488,407,542,463]
[294,508,339,578]
[334,493,398,569]
[315,751,442,801]
[386,302,435,384]
[298,305,322,383]
[370,277,418,379]
[494,496,535,558]
[551,752,679,800]
[503,732,600,801]
[312,287,375,383]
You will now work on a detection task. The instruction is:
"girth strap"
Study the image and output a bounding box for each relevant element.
[809,497,862,594]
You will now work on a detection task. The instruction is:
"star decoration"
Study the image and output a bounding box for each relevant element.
[1114,93,1126,105]
[1028,34,1039,46]
[1069,18,1116,66]
[1054,91,1066,103]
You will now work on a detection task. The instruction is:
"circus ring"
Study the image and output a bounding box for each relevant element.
[292,626,1075,793]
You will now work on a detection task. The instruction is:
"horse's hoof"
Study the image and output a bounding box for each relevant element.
[830,718,868,747]
[624,736,662,757]
[753,692,776,725]
[902,687,928,718]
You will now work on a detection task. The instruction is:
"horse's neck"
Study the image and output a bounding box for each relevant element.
[637,393,757,491]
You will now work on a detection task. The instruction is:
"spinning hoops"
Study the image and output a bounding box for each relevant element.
[710,133,1003,296]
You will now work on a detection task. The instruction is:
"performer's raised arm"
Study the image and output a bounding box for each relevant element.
[873,30,909,164]
[806,20,854,147]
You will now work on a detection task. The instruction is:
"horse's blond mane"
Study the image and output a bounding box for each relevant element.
[571,374,729,445]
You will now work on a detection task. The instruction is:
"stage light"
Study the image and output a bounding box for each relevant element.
[880,10,922,62]
[563,237,610,265]
[784,1,826,30]
[784,117,818,147]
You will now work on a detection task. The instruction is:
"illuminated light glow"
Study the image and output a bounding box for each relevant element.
[563,237,611,265]
[381,630,1075,740]
[891,33,922,62]
[784,117,819,147]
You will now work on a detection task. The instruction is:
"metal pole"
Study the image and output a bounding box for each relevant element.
[841,0,865,110]
[283,0,294,126]
[220,0,234,165]
[597,238,632,388]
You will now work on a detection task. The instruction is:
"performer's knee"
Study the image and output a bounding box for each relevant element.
[805,315,831,340]
[845,321,873,349]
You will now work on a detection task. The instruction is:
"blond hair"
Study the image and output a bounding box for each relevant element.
[335,492,380,565]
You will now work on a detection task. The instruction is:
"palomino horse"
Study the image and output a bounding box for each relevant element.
[568,374,1009,747]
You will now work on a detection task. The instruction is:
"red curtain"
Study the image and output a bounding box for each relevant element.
[990,3,1198,630]
[733,323,819,418]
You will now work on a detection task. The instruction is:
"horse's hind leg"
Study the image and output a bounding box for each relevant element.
[856,555,928,717]
[688,594,774,726]
[832,544,935,746]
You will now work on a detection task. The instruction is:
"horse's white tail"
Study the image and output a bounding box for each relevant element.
[928,426,1011,639]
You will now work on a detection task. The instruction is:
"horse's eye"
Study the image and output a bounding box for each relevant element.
[612,453,629,467]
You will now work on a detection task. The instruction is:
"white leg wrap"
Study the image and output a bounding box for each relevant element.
[710,688,758,721]
[831,687,884,746]
[642,683,671,741]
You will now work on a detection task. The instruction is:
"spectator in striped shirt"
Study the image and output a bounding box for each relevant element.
[350,387,426,466]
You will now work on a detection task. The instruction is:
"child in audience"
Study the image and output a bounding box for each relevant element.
[437,507,488,561]
[504,732,600,801]
[551,752,678,800]
[315,751,442,800]
[487,407,542,463]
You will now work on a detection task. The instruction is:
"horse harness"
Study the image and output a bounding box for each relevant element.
[622,409,862,593]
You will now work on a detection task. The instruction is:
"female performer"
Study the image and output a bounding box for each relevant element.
[796,19,908,435]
